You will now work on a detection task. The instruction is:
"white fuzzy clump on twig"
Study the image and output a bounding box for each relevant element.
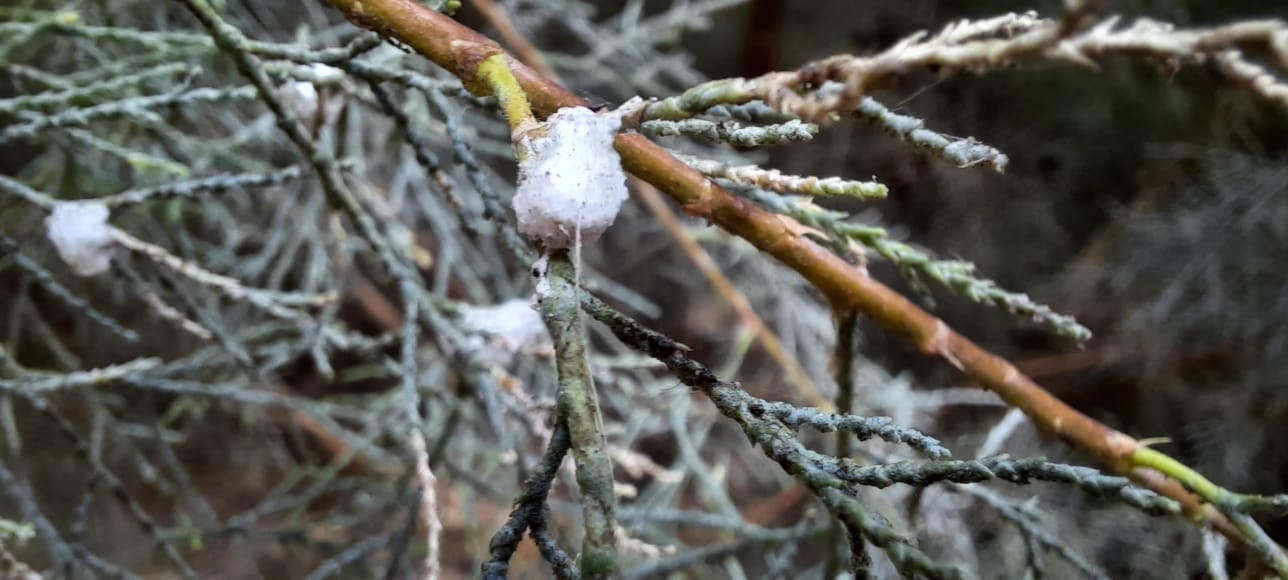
[459,297,550,364]
[512,106,629,249]
[279,64,344,121]
[279,79,319,118]
[45,200,115,276]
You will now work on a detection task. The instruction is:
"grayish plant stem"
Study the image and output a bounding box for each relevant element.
[538,253,618,579]
[575,289,971,579]
[827,312,868,579]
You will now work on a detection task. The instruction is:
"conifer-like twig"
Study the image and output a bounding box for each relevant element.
[316,1,1288,571]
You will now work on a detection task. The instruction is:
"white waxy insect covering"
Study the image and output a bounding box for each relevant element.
[45,200,115,276]
[512,106,629,250]
[459,297,550,364]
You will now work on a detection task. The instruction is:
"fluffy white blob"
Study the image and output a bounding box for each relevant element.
[280,65,345,127]
[512,106,629,249]
[45,200,115,276]
[279,80,319,118]
[460,297,550,364]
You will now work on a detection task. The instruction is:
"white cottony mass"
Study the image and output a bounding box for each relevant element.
[460,297,550,364]
[512,106,629,249]
[45,200,115,276]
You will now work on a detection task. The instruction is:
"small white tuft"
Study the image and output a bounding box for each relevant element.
[512,106,629,249]
[280,81,318,116]
[45,200,115,276]
[460,297,550,364]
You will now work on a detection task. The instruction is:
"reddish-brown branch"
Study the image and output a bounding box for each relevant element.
[322,0,1243,543]
[633,178,827,410]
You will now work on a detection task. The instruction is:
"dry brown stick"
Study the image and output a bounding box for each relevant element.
[321,0,1258,552]
[1014,347,1123,379]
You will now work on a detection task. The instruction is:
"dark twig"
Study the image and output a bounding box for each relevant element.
[481,421,576,580]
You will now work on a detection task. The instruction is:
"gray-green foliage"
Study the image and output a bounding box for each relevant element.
[1,1,1285,579]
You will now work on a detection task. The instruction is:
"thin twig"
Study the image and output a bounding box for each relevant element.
[316,0,1276,564]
